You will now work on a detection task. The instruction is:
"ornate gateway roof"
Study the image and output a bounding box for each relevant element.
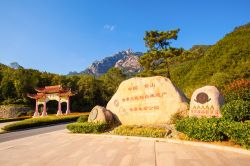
[27,85,74,100]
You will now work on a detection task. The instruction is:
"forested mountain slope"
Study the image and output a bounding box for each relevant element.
[170,23,250,96]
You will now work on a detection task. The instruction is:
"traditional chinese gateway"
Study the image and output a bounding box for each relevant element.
[27,85,74,117]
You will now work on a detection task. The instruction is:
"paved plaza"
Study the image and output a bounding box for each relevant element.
[0,129,249,166]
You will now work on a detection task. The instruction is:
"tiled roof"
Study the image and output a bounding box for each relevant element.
[27,85,74,99]
[35,85,63,93]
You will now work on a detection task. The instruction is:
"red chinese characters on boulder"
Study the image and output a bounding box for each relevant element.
[129,105,160,111]
[190,105,220,117]
[128,86,138,91]
[128,83,155,91]
[121,92,167,103]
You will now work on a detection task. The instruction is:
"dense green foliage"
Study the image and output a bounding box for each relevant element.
[112,125,167,138]
[173,24,250,96]
[221,100,250,122]
[77,115,88,123]
[2,114,82,131]
[176,117,250,149]
[222,79,250,102]
[138,23,250,97]
[175,117,226,141]
[99,68,126,101]
[220,120,250,149]
[0,64,126,112]
[66,122,110,133]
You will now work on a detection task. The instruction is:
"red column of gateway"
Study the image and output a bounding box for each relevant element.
[33,99,39,117]
[65,97,70,114]
[42,100,47,116]
[57,98,63,116]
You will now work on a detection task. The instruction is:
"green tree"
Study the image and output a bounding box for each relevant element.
[76,75,100,111]
[0,75,16,100]
[99,68,126,102]
[139,29,182,78]
[13,68,40,101]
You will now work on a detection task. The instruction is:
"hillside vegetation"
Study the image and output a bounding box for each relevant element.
[170,23,250,96]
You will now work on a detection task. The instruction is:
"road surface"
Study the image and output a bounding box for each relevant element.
[0,123,67,143]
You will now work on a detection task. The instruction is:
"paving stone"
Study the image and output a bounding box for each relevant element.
[0,129,249,166]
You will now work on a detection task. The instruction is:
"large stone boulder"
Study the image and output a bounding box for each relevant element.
[106,76,188,125]
[0,105,30,118]
[189,86,224,118]
[88,105,113,123]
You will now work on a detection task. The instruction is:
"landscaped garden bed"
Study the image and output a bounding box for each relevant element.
[111,125,168,138]
[0,116,31,123]
[67,111,250,150]
[67,122,110,134]
[175,117,250,149]
[2,113,88,131]
[67,114,181,138]
[66,79,250,150]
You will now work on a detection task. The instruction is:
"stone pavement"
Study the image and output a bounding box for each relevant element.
[0,129,249,166]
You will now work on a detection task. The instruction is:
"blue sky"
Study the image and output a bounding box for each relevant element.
[0,0,249,75]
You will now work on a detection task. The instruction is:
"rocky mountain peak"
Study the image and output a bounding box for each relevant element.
[79,49,143,76]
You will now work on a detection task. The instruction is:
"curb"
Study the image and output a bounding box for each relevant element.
[71,132,250,155]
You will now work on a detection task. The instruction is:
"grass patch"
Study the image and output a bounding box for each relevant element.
[67,122,110,133]
[2,113,87,131]
[112,125,168,138]
[0,116,31,123]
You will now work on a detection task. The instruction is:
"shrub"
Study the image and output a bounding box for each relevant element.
[77,115,88,123]
[0,116,31,123]
[66,122,110,133]
[223,79,250,102]
[112,125,167,138]
[221,100,250,122]
[2,114,82,131]
[176,117,250,149]
[169,111,185,124]
[175,117,226,141]
[27,110,34,116]
[220,120,250,149]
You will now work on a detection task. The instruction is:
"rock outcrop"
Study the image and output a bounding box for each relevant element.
[76,49,143,76]
[114,54,143,76]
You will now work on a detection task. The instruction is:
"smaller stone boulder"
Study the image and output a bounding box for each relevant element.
[189,86,224,118]
[88,105,113,123]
